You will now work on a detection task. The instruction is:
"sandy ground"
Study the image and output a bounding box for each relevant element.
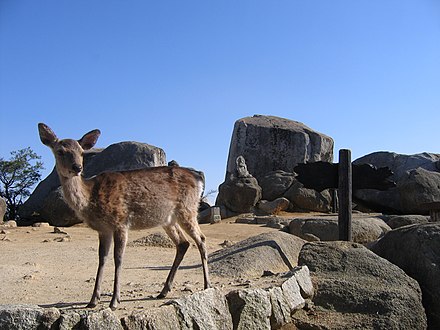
[0,218,279,318]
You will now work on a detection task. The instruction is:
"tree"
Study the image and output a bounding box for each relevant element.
[0,148,44,221]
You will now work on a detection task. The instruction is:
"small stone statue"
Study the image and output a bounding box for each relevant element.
[236,155,252,178]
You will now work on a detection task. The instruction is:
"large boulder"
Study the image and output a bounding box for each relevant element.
[19,141,166,226]
[209,231,305,278]
[169,288,233,330]
[225,115,334,182]
[354,152,440,214]
[288,215,391,244]
[0,197,6,221]
[384,214,429,229]
[293,241,427,329]
[284,180,333,212]
[258,170,334,213]
[216,176,262,214]
[371,223,440,329]
[0,304,60,330]
[398,167,440,213]
[259,170,296,201]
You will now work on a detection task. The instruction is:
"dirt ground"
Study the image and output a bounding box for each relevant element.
[0,217,281,318]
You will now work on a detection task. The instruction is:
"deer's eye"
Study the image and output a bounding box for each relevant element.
[57,150,64,156]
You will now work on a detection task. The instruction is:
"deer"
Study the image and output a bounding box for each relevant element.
[38,123,211,310]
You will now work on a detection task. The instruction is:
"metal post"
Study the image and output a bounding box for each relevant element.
[338,149,352,241]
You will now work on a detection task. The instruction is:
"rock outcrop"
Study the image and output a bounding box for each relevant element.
[0,304,60,329]
[294,241,427,329]
[371,223,440,329]
[217,116,335,215]
[18,141,166,226]
[225,115,334,183]
[0,266,313,330]
[354,152,440,214]
[216,155,262,214]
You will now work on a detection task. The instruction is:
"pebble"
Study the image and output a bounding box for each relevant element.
[32,222,50,228]
[53,227,68,234]
[219,240,235,248]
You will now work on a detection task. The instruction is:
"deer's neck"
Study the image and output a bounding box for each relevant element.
[59,175,92,214]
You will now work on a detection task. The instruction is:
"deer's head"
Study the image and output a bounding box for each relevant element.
[38,123,101,179]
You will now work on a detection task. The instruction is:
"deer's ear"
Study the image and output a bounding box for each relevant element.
[38,123,58,147]
[78,129,101,150]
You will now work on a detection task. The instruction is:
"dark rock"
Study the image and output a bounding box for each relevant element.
[225,115,334,183]
[284,181,332,212]
[371,223,440,329]
[354,151,440,214]
[259,170,296,201]
[209,231,305,278]
[398,167,440,213]
[19,142,166,226]
[84,141,166,175]
[288,216,391,244]
[216,176,262,214]
[293,241,427,329]
[40,188,79,227]
[385,214,429,229]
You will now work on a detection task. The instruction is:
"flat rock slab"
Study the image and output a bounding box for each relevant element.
[208,231,305,278]
[288,215,390,244]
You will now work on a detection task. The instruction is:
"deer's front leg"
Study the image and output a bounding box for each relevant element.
[110,228,128,310]
[87,232,112,308]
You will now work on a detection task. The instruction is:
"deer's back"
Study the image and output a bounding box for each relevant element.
[84,166,204,231]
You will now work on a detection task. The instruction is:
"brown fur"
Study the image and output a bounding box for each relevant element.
[38,123,210,310]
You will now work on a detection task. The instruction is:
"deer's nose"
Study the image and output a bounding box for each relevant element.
[72,164,83,174]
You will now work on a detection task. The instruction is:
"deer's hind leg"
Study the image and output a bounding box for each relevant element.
[87,231,112,308]
[157,223,190,298]
[177,210,211,291]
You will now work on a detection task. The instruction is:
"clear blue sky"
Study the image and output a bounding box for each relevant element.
[1,0,439,199]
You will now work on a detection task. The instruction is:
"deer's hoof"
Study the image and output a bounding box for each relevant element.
[86,302,97,309]
[156,292,167,299]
